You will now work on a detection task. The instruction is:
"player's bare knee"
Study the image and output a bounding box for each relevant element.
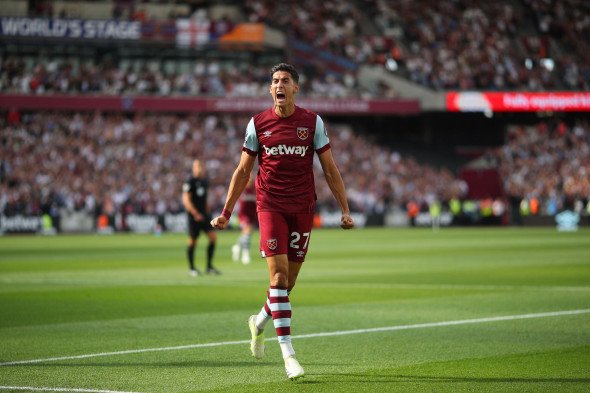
[271,272,288,288]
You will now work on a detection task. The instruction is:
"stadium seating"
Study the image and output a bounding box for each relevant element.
[1,1,589,227]
[5,0,589,94]
[0,111,468,217]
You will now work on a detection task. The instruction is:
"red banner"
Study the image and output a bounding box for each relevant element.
[0,94,419,115]
[447,92,590,112]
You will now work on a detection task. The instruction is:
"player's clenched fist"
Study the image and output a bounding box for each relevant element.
[340,214,354,230]
[210,216,229,230]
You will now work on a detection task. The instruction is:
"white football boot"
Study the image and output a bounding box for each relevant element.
[241,249,251,264]
[248,315,265,359]
[284,356,305,380]
[231,244,240,262]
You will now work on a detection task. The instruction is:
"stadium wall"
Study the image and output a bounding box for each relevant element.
[3,211,588,236]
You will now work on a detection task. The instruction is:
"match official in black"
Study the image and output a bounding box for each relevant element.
[182,159,220,276]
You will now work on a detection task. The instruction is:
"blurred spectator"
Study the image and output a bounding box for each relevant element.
[496,118,590,215]
[0,55,368,98]
[3,110,587,221]
[1,110,463,217]
[9,0,590,93]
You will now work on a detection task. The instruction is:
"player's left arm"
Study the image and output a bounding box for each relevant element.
[318,149,354,230]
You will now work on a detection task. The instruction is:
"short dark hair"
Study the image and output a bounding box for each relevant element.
[270,63,299,84]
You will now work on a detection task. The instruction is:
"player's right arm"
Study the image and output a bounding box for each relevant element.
[211,151,256,229]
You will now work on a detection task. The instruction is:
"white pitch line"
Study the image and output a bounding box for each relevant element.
[1,309,588,367]
[0,340,250,367]
[294,309,590,339]
[0,387,144,393]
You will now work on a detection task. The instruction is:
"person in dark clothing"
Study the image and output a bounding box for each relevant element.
[182,159,220,276]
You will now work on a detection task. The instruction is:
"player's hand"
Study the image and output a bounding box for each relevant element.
[340,214,354,229]
[193,212,204,221]
[210,215,229,230]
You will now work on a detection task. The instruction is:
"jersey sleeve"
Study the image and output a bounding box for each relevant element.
[314,115,330,151]
[242,117,259,154]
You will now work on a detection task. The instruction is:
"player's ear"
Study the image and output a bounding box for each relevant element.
[294,83,299,94]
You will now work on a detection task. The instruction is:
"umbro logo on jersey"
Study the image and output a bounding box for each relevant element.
[262,144,309,157]
[262,131,272,138]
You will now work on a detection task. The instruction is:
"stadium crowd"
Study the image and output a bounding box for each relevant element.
[246,0,589,91]
[2,1,590,227]
[497,117,590,215]
[0,110,465,219]
[0,55,386,99]
[364,0,555,90]
[2,109,589,221]
[6,0,590,97]
[523,0,590,90]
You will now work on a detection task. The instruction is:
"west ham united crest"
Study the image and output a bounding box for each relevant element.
[267,239,278,250]
[297,127,309,140]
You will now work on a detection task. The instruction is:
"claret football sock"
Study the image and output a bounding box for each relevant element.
[269,286,294,356]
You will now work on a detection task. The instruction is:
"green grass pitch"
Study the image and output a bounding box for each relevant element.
[0,227,589,392]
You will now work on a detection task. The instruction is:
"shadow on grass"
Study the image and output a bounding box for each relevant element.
[394,375,590,383]
[309,373,590,384]
[17,360,270,368]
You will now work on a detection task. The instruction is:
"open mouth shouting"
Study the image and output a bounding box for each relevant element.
[275,90,286,104]
[270,70,298,116]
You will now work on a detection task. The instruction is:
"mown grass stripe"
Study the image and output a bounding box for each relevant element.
[0,386,144,393]
[2,309,587,367]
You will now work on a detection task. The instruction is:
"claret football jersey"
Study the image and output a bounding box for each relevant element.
[242,105,331,213]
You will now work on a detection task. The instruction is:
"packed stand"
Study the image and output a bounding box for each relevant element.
[243,0,401,91]
[245,0,362,60]
[14,0,590,93]
[366,0,590,91]
[0,56,261,97]
[5,109,588,223]
[523,0,590,90]
[315,126,466,214]
[0,0,393,98]
[0,111,247,218]
[0,110,464,219]
[496,118,590,215]
[0,54,379,98]
[367,0,557,90]
[243,0,561,91]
